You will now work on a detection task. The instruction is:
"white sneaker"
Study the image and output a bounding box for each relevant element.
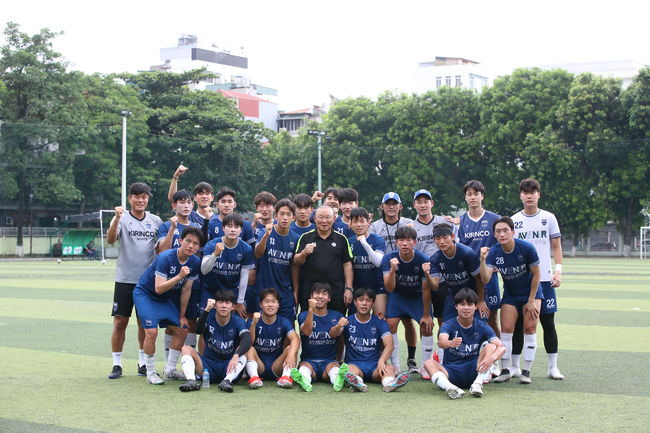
[147,371,164,385]
[492,368,514,383]
[547,367,565,380]
[519,369,532,384]
[490,359,501,378]
[470,383,483,397]
[511,367,522,378]
[446,385,465,399]
[163,369,186,381]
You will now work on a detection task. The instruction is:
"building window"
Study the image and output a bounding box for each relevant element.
[455,75,461,87]
[445,76,451,86]
[435,76,442,88]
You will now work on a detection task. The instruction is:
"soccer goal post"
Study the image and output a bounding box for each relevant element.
[641,226,650,259]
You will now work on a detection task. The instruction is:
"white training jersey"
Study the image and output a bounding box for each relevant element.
[413,215,456,257]
[511,209,561,282]
[369,217,414,253]
[114,211,163,284]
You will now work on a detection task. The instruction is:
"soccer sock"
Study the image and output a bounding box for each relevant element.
[421,336,434,365]
[500,332,513,370]
[245,360,259,379]
[164,334,173,362]
[523,333,537,371]
[431,371,452,391]
[540,313,559,353]
[184,333,197,347]
[328,367,340,384]
[112,352,122,367]
[165,348,181,373]
[391,334,401,370]
[224,355,247,382]
[381,375,395,387]
[138,349,146,367]
[548,352,558,370]
[474,369,492,385]
[298,366,312,384]
[145,353,156,375]
[282,365,292,378]
[180,355,196,380]
[511,354,521,370]
[407,345,416,360]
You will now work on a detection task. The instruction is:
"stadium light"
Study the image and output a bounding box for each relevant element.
[307,130,327,204]
[120,110,131,208]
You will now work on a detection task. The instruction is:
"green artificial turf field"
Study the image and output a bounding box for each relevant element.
[1,257,649,433]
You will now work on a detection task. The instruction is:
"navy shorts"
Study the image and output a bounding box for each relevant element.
[259,355,279,380]
[199,355,230,383]
[348,360,377,379]
[133,288,180,329]
[444,359,477,389]
[540,281,558,314]
[485,273,501,310]
[170,289,202,320]
[304,359,336,380]
[432,283,448,318]
[502,284,544,308]
[386,292,428,322]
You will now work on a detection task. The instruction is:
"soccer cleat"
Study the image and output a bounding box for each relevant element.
[470,382,483,397]
[383,372,410,392]
[407,358,420,374]
[108,365,122,379]
[519,369,532,384]
[446,385,465,399]
[163,369,186,381]
[247,376,263,389]
[547,367,565,380]
[492,368,513,383]
[179,379,202,392]
[290,368,313,392]
[137,364,147,376]
[146,372,164,385]
[344,372,368,392]
[333,363,349,392]
[511,367,522,378]
[276,376,294,388]
[490,359,501,378]
[218,379,234,392]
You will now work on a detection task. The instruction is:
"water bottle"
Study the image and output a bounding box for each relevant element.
[202,368,210,388]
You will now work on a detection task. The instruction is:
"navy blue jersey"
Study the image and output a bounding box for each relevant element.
[457,210,500,252]
[343,314,390,364]
[202,313,249,361]
[136,248,200,300]
[429,243,481,296]
[290,221,316,237]
[333,216,354,238]
[157,220,202,249]
[440,318,497,365]
[255,228,299,296]
[381,250,429,297]
[208,215,255,244]
[298,310,344,361]
[486,239,540,298]
[349,233,385,292]
[250,315,295,359]
[202,238,255,295]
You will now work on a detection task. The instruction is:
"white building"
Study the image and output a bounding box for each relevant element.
[413,57,493,93]
[536,60,647,88]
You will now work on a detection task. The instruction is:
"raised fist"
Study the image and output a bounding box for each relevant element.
[114,206,125,218]
[170,216,178,227]
[179,266,190,278]
[390,257,399,271]
[253,312,261,321]
[337,317,349,327]
[174,164,188,179]
[480,247,489,260]
[422,262,430,273]
[205,298,215,311]
[214,242,225,256]
[356,234,366,243]
[308,298,318,310]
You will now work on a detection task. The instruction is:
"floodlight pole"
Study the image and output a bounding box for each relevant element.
[120,110,131,208]
[308,130,327,206]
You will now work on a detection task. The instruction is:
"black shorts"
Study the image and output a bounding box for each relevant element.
[431,283,448,319]
[111,282,138,317]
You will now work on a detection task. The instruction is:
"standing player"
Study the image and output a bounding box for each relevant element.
[479,216,543,384]
[290,193,316,236]
[245,289,300,389]
[423,288,505,399]
[251,191,277,240]
[457,180,502,337]
[334,187,358,237]
[107,182,162,379]
[312,187,340,214]
[201,214,255,318]
[382,226,434,374]
[511,178,564,380]
[291,283,348,392]
[331,288,410,392]
[253,199,300,320]
[132,227,202,384]
[167,164,214,243]
[177,291,251,392]
[208,187,255,245]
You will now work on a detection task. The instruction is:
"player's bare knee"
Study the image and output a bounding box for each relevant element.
[181,345,194,356]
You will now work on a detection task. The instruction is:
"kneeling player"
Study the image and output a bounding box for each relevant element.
[178,291,251,392]
[245,288,300,389]
[423,288,505,399]
[332,288,410,392]
[291,283,349,392]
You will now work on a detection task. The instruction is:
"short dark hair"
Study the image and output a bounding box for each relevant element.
[294,193,313,208]
[323,187,340,201]
[193,182,213,195]
[222,213,243,228]
[463,180,485,196]
[432,223,454,238]
[353,287,376,301]
[311,282,332,297]
[129,182,151,196]
[216,187,236,202]
[275,198,296,215]
[214,289,235,303]
[338,188,359,204]
[454,288,479,305]
[254,191,277,207]
[349,207,370,221]
[172,189,193,203]
[395,226,417,241]
[181,227,204,244]
[259,288,280,303]
[519,178,541,193]
[493,216,514,231]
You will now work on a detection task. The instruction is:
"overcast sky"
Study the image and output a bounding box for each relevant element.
[4,0,649,110]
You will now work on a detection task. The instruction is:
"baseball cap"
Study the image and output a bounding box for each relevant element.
[382,192,401,204]
[413,189,432,200]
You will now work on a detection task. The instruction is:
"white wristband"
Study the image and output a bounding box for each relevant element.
[555,264,562,272]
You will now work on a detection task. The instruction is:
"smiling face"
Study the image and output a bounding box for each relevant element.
[259,293,279,316]
[381,199,401,220]
[128,193,149,213]
[455,299,477,320]
[315,206,334,232]
[194,191,213,210]
[311,288,331,309]
[350,216,370,236]
[339,200,357,219]
[413,196,433,218]
[354,294,374,315]
[215,300,233,318]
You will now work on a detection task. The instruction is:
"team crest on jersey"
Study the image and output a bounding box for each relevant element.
[146,222,152,229]
[331,242,337,247]
[331,319,337,325]
[170,266,177,274]
[371,327,377,333]
[289,242,295,249]
[237,253,243,260]
[474,332,479,339]
[458,261,464,267]
[228,329,235,337]
[541,219,547,226]
[518,255,524,262]
[480,220,488,227]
